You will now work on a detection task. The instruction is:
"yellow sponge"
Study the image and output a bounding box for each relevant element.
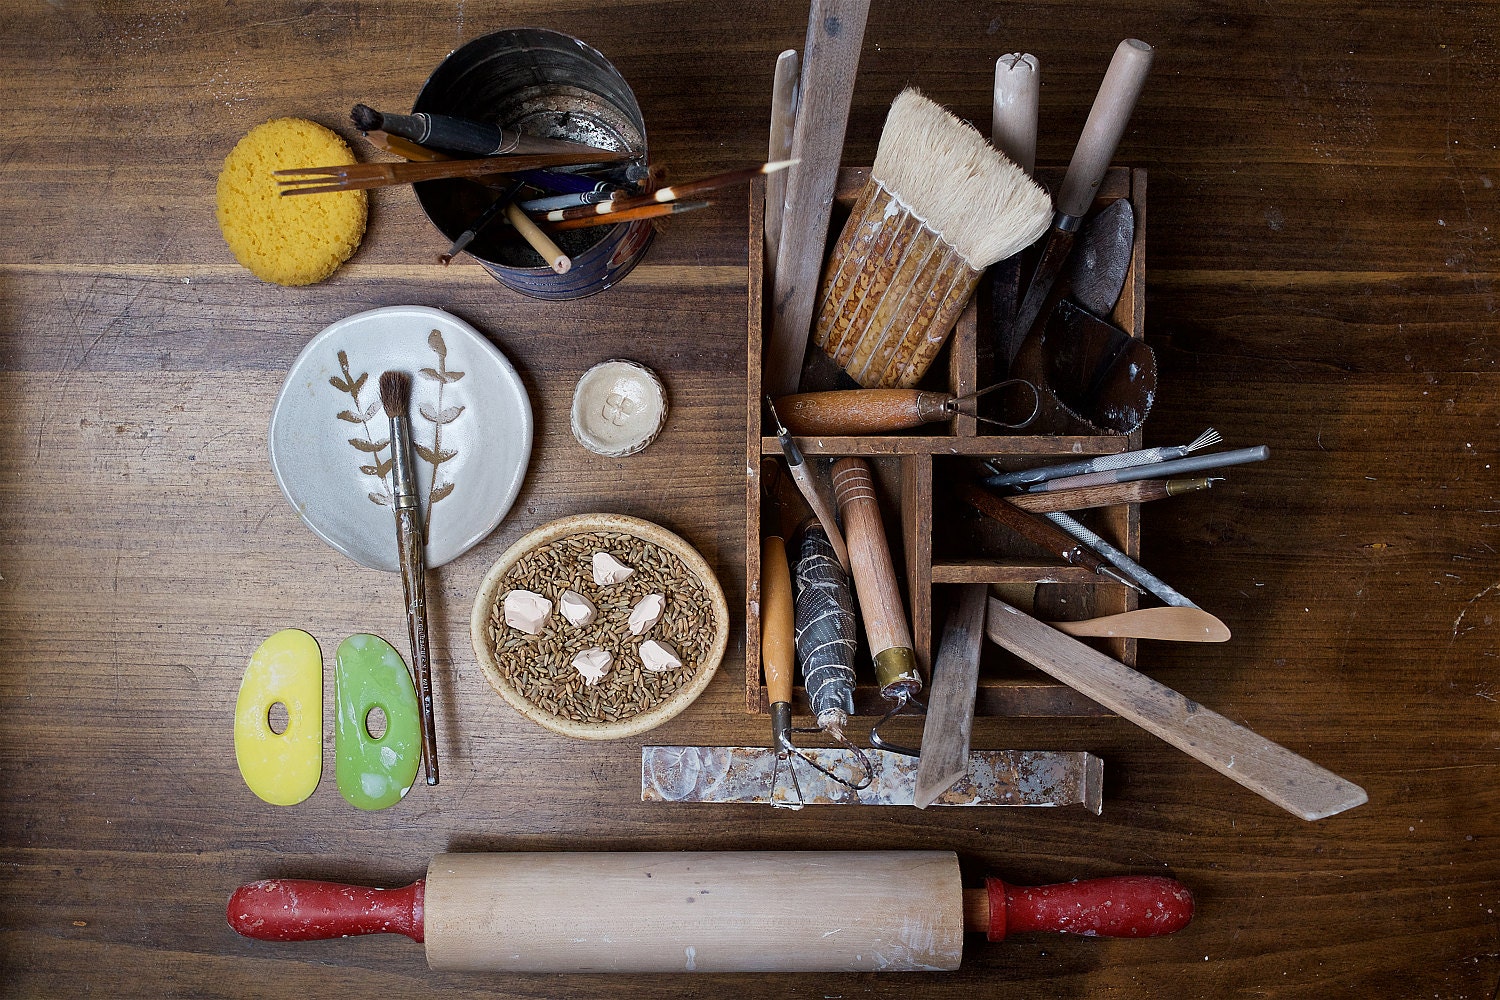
[216,118,368,286]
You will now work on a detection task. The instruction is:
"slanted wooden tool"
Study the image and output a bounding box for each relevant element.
[984,600,1368,820]
[914,585,989,808]
[228,851,1194,972]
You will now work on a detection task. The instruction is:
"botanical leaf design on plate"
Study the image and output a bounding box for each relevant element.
[337,409,363,423]
[349,437,391,453]
[359,458,395,478]
[418,402,466,425]
[328,347,394,509]
[414,443,458,465]
[429,481,455,504]
[368,491,390,506]
[428,329,447,360]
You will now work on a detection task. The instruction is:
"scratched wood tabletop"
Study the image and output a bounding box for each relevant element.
[2,1,1498,996]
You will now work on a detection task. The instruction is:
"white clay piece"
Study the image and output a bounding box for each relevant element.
[627,593,666,636]
[591,552,635,586]
[639,638,682,672]
[558,590,598,627]
[571,647,613,686]
[503,590,552,635]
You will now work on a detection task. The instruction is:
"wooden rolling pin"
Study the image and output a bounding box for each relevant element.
[228,851,1194,973]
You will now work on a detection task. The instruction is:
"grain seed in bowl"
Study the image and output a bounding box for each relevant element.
[486,530,714,726]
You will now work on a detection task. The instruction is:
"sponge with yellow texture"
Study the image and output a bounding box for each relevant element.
[216,118,368,286]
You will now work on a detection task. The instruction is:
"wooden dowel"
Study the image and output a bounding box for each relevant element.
[505,202,570,274]
[831,458,915,691]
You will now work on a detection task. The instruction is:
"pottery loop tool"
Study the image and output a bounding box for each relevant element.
[764,397,850,573]
[1002,38,1155,368]
[228,851,1193,972]
[831,458,925,755]
[985,428,1221,489]
[762,536,872,809]
[771,380,1040,436]
[956,483,1145,595]
[381,372,440,785]
[813,89,1052,390]
[984,600,1369,821]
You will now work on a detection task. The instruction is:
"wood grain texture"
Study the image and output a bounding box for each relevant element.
[2,1,1499,997]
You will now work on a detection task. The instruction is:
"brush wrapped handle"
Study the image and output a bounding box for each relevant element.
[793,525,859,721]
[1056,39,1154,219]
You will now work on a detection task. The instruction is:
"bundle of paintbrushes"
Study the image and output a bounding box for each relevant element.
[813,89,1052,389]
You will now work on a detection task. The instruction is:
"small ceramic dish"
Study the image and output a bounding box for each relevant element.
[570,359,668,457]
[269,305,532,571]
[470,513,728,740]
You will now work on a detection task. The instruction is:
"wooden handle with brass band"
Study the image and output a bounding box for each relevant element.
[775,389,956,435]
[1004,477,1216,514]
[957,482,1114,576]
[831,458,918,692]
[227,851,1195,972]
[760,536,796,707]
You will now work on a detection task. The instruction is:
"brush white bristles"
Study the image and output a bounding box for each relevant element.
[871,88,1052,269]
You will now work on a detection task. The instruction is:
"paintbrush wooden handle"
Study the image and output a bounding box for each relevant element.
[775,389,953,435]
[1005,478,1169,513]
[985,600,1368,821]
[760,536,796,706]
[1056,39,1154,218]
[831,458,917,691]
[396,507,439,785]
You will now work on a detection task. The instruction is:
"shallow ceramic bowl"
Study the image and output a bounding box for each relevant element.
[469,513,728,739]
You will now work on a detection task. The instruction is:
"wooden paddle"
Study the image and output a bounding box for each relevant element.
[1048,605,1231,642]
[985,599,1367,821]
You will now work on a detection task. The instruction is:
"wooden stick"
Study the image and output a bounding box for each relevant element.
[831,458,918,693]
[1005,477,1217,513]
[763,0,872,396]
[984,600,1368,820]
[504,202,570,274]
[765,49,801,285]
[913,584,988,808]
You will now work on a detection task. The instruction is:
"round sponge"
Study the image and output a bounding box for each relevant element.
[216,118,368,286]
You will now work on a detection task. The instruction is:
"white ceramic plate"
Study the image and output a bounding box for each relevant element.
[269,305,532,571]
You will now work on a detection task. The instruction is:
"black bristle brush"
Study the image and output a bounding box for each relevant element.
[351,103,614,159]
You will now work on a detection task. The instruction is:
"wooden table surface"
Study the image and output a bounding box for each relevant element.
[3,2,1497,996]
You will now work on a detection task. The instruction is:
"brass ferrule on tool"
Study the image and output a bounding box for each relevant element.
[873,647,920,696]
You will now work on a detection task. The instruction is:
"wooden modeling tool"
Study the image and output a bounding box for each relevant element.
[984,600,1368,820]
[1004,477,1219,514]
[1048,605,1230,642]
[831,457,923,753]
[765,48,800,284]
[957,482,1144,593]
[643,745,1101,808]
[989,53,1040,367]
[1003,38,1155,366]
[913,585,989,808]
[772,381,1039,435]
[274,149,631,195]
[380,372,439,785]
[228,852,1193,972]
[815,89,1052,389]
[765,397,850,573]
[764,0,872,397]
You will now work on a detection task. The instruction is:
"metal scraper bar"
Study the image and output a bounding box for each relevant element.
[641,746,1103,811]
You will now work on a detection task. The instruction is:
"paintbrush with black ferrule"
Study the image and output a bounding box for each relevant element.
[380,370,439,785]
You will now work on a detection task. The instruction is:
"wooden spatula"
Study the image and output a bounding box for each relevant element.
[1050,605,1231,642]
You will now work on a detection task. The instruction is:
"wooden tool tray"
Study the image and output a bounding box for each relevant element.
[746,166,1147,717]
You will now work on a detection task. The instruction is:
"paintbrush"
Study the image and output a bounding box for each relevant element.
[351,103,617,159]
[813,89,1053,389]
[379,371,439,785]
[543,199,710,232]
[536,161,795,223]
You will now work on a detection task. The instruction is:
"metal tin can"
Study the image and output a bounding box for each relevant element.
[413,28,653,300]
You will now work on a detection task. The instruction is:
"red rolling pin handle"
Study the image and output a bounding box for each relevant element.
[985,875,1194,942]
[227,878,426,943]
